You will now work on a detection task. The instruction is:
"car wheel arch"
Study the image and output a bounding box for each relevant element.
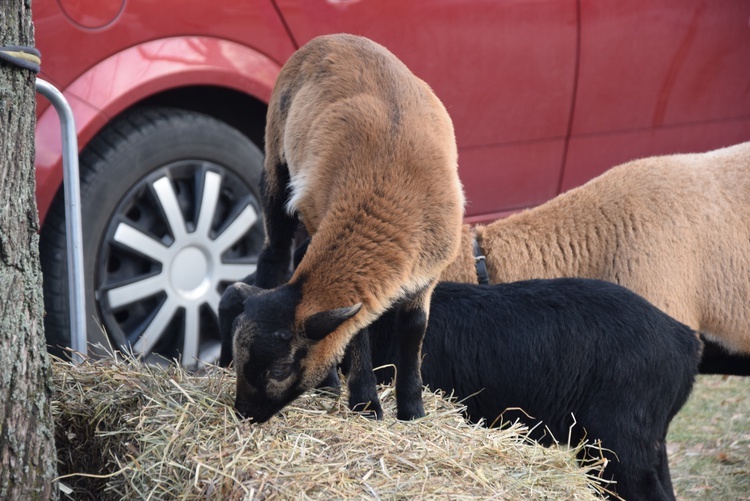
[35,36,279,222]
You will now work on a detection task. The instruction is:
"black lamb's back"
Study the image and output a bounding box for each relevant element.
[370,278,700,445]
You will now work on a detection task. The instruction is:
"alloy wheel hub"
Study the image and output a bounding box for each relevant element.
[170,246,211,300]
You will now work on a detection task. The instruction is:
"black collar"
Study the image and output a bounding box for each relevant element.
[472,233,490,285]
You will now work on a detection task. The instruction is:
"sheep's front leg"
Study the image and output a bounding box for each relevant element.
[315,367,342,398]
[255,166,299,289]
[396,281,436,421]
[346,327,383,419]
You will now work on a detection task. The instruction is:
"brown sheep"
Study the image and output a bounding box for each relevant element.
[441,141,750,362]
[223,34,465,423]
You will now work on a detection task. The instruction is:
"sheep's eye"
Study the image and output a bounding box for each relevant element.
[268,364,293,381]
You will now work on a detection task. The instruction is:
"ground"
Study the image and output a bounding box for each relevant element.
[668,375,750,501]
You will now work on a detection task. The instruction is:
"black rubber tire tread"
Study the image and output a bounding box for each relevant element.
[40,106,263,358]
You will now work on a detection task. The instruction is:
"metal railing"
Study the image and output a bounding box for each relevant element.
[36,79,86,363]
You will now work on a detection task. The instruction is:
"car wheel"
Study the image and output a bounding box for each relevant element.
[40,107,264,368]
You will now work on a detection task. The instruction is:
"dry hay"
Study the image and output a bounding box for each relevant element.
[51,356,610,500]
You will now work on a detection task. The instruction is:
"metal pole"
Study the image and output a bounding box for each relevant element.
[35,79,87,363]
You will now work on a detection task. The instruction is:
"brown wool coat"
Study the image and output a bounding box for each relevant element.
[441,141,750,354]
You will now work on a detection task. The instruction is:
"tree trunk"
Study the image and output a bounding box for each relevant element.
[0,0,58,499]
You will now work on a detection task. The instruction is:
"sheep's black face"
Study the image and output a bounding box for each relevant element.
[230,283,310,423]
[233,325,311,423]
[234,356,308,423]
[226,281,362,423]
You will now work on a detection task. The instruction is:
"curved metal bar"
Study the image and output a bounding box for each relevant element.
[35,79,87,363]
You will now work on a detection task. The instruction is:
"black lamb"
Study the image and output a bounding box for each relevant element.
[365,279,700,500]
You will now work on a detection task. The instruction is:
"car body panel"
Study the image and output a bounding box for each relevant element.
[574,0,750,133]
[34,0,750,223]
[33,0,293,91]
[273,0,579,219]
[561,0,750,190]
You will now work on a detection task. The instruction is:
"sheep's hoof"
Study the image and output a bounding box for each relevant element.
[396,404,425,421]
[350,400,384,420]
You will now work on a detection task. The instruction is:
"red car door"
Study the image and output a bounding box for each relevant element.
[274,0,579,222]
[564,0,750,190]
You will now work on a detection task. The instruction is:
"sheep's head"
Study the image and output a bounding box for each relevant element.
[227,282,361,423]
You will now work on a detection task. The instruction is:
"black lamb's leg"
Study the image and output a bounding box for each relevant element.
[255,166,299,289]
[395,281,435,421]
[315,367,342,397]
[594,427,672,501]
[698,336,750,375]
[346,327,383,419]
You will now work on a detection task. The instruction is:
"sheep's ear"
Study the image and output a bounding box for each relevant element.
[220,282,260,316]
[218,282,264,367]
[304,303,362,341]
[218,282,262,336]
[233,282,263,298]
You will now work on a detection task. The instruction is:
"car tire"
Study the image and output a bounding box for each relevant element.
[40,107,265,368]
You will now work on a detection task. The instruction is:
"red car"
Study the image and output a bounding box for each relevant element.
[34,0,750,367]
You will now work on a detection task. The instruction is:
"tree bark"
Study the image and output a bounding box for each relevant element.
[0,1,58,499]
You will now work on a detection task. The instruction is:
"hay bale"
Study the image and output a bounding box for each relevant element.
[51,357,608,500]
